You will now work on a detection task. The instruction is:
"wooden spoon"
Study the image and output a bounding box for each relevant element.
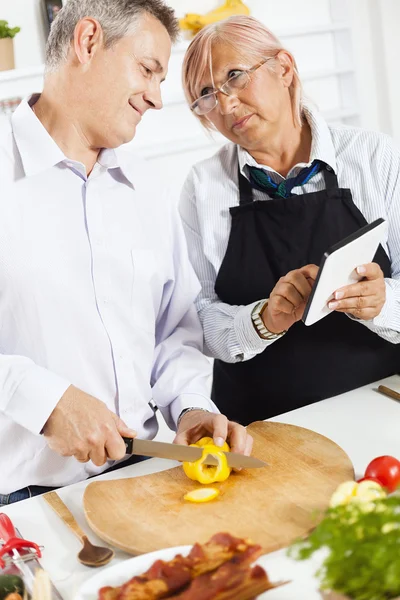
[44,491,115,567]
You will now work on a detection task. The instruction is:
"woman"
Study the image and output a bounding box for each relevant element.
[179,15,400,425]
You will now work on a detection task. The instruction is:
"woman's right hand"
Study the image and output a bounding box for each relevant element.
[262,264,319,333]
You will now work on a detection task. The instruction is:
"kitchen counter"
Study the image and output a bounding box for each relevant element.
[2,374,400,599]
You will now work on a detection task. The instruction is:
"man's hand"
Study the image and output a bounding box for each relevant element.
[173,410,253,461]
[262,264,319,333]
[328,263,386,320]
[42,385,136,466]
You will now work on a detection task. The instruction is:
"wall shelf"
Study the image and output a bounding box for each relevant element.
[0,64,44,83]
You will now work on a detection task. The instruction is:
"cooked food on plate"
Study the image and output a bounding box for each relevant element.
[98,532,285,600]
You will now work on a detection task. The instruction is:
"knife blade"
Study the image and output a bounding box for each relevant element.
[122,437,267,469]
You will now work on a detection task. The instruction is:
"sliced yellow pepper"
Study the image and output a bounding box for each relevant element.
[182,437,232,484]
[184,488,220,503]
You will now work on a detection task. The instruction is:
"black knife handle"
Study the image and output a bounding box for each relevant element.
[122,436,134,454]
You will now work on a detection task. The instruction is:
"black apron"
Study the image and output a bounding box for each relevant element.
[212,161,400,425]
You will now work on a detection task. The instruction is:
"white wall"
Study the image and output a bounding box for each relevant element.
[0,0,46,67]
[0,0,399,197]
[377,0,400,142]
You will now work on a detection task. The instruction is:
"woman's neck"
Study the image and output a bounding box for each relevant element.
[248,116,312,178]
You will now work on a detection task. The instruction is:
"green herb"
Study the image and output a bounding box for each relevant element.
[288,495,400,600]
[0,20,20,39]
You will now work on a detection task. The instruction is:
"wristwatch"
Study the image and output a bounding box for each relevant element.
[251,299,287,341]
[177,407,209,427]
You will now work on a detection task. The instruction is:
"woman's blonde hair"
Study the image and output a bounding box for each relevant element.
[182,15,303,130]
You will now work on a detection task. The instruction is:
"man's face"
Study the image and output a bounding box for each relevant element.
[77,13,171,149]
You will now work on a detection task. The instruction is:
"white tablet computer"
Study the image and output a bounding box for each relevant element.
[302,218,387,326]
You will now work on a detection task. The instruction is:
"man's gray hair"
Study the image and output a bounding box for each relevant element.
[45,0,179,72]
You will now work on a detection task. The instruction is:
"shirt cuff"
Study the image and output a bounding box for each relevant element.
[233,302,275,360]
[169,393,219,430]
[372,280,399,328]
[4,366,71,435]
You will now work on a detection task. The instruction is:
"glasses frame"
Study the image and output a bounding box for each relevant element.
[190,57,271,116]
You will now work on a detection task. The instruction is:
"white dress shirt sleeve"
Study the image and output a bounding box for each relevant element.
[150,201,219,430]
[0,355,71,434]
[180,171,276,364]
[350,137,400,342]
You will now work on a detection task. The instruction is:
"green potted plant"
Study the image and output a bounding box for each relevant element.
[0,20,21,71]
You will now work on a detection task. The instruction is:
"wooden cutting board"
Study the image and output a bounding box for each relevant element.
[83,421,354,555]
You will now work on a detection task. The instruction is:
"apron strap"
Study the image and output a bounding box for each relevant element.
[238,165,255,205]
[322,164,339,189]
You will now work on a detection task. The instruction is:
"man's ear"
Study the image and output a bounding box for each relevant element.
[73,17,104,66]
[276,50,295,88]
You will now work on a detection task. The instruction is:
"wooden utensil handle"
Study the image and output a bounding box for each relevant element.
[378,385,400,401]
[44,491,85,542]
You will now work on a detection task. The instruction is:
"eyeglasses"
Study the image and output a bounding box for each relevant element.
[190,57,271,116]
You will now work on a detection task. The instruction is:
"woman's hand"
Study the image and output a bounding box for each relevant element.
[328,262,386,320]
[262,264,319,333]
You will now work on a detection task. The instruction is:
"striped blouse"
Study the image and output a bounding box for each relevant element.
[179,106,400,363]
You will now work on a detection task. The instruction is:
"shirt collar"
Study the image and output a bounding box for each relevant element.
[238,103,337,176]
[12,94,66,177]
[109,148,136,188]
[12,95,135,187]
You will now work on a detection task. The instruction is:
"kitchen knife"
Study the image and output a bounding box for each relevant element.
[122,437,267,469]
[378,385,400,402]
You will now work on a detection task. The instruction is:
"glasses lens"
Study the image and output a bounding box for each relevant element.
[193,93,217,115]
[223,71,249,94]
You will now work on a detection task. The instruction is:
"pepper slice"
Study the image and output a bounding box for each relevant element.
[182,437,232,484]
[184,488,220,503]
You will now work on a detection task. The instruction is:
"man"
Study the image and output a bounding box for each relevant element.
[0,0,253,505]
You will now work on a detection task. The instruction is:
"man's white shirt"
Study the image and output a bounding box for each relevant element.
[0,96,216,494]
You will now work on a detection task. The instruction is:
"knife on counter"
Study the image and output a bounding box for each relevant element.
[122,437,267,469]
[378,385,400,402]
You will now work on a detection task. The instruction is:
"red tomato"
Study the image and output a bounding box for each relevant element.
[357,476,384,486]
[364,455,400,492]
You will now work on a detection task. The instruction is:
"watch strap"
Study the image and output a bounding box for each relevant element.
[251,299,287,340]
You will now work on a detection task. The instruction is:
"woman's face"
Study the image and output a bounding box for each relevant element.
[197,44,294,150]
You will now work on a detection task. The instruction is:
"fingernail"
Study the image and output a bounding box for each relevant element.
[127,429,137,437]
[357,266,366,274]
[214,437,224,447]
[328,301,338,309]
[335,291,344,300]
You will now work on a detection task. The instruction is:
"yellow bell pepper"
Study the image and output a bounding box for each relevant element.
[184,488,220,503]
[183,437,232,484]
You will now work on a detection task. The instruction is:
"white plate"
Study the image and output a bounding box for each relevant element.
[75,544,325,600]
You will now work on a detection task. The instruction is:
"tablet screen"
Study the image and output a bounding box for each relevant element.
[302,218,386,326]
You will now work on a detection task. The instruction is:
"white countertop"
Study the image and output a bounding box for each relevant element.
[2,374,400,599]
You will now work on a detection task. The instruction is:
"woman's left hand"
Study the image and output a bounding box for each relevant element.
[328,262,386,320]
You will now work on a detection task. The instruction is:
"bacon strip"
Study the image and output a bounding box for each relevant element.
[97,533,283,600]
